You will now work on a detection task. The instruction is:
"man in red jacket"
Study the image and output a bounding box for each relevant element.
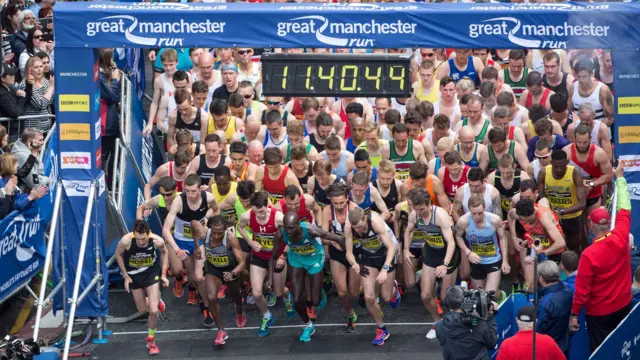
[569,162,633,353]
[497,306,566,360]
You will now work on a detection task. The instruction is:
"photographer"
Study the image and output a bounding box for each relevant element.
[435,285,497,360]
[11,127,48,192]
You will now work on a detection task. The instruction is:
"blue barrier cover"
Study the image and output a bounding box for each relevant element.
[591,302,640,360]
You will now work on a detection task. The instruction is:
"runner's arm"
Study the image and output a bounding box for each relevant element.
[115,236,132,280]
[255,167,264,191]
[237,212,253,244]
[227,231,246,277]
[478,147,490,174]
[404,211,417,252]
[436,207,456,265]
[372,213,395,268]
[563,170,586,215]
[206,192,219,217]
[507,208,520,247]
[455,215,472,256]
[492,214,508,266]
[451,188,464,221]
[433,176,451,214]
[152,234,169,276]
[593,147,613,187]
[269,228,282,287]
[162,197,182,252]
[190,219,206,252]
[394,203,402,241]
[304,194,322,225]
[514,143,530,171]
[600,85,615,127]
[370,185,390,220]
[144,166,166,201]
[137,196,160,220]
[540,211,566,255]
[491,189,503,218]
[344,220,357,267]
[308,223,344,247]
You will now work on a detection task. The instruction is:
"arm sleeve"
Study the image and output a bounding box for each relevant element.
[536,299,552,335]
[99,78,121,105]
[0,92,24,119]
[616,177,631,212]
[571,255,593,314]
[13,192,31,211]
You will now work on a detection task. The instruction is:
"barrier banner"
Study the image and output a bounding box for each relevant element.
[612,49,640,248]
[0,204,46,303]
[590,302,640,360]
[53,47,109,317]
[489,294,517,359]
[55,2,640,50]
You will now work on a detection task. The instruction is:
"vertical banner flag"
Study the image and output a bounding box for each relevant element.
[612,49,640,249]
[53,48,108,317]
[114,48,146,102]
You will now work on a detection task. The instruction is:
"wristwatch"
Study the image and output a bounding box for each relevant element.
[382,264,391,272]
[559,209,565,216]
[589,181,595,188]
[443,261,450,267]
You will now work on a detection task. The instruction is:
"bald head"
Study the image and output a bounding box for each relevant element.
[283,212,299,227]
[199,52,214,67]
[248,140,264,165]
[458,126,474,141]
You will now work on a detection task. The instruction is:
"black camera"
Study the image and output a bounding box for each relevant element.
[460,289,497,323]
[0,335,40,360]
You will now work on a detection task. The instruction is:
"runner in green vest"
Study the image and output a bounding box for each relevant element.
[479,127,530,174]
[461,118,491,143]
[502,49,528,99]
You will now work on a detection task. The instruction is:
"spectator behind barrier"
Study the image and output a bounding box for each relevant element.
[497,306,566,360]
[18,27,53,76]
[98,48,122,187]
[1,4,22,36]
[0,153,47,219]
[11,127,47,192]
[560,250,579,291]
[0,63,25,142]
[536,261,573,356]
[17,55,54,132]
[0,125,8,154]
[10,9,35,67]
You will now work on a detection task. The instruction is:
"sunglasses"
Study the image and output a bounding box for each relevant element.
[266,101,280,106]
[160,191,175,197]
[237,50,252,55]
[243,94,253,99]
[535,153,551,159]
[422,52,435,57]
[33,35,43,40]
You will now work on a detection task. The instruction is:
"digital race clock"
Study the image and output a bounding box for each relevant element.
[261,53,411,97]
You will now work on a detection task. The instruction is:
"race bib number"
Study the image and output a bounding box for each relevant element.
[360,238,381,250]
[549,194,572,206]
[291,244,316,256]
[183,225,193,238]
[207,254,230,267]
[128,255,153,268]
[535,235,551,248]
[268,194,282,205]
[425,235,445,249]
[471,243,497,257]
[396,170,410,181]
[501,198,511,212]
[255,235,274,251]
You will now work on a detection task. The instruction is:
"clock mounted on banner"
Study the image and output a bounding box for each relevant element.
[261,53,411,97]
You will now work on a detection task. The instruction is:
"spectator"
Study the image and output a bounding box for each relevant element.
[497,306,566,360]
[537,261,573,356]
[18,27,53,75]
[17,55,53,132]
[10,9,35,66]
[0,153,47,219]
[98,48,121,185]
[1,4,22,35]
[28,0,54,17]
[560,250,579,290]
[633,266,640,305]
[0,64,25,142]
[11,127,47,191]
[0,125,7,154]
[570,163,633,353]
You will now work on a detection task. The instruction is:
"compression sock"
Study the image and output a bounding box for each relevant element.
[264,310,272,320]
[148,328,156,338]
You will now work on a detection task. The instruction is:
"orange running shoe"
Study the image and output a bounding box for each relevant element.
[306,306,317,321]
[173,278,185,298]
[147,337,160,355]
[187,290,199,305]
[217,284,227,299]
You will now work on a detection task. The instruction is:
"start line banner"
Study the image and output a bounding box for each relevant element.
[54,2,640,50]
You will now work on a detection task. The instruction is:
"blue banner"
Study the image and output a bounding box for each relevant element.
[0,204,47,303]
[489,294,518,359]
[114,48,145,102]
[53,2,640,50]
[613,49,640,249]
[591,303,640,360]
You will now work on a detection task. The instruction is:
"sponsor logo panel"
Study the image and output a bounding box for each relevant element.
[61,152,91,170]
[60,123,91,141]
[59,94,90,112]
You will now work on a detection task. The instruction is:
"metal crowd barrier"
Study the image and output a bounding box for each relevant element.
[0,114,56,144]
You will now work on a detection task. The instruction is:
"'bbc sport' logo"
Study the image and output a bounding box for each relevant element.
[468,17,610,49]
[85,15,226,47]
[276,16,417,48]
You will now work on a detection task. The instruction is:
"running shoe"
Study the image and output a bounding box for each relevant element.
[372,328,390,346]
[306,306,317,321]
[511,282,521,294]
[317,290,327,310]
[158,298,165,313]
[215,330,228,346]
[147,337,159,355]
[435,299,443,315]
[173,278,185,298]
[300,323,316,343]
[187,289,199,305]
[203,310,215,327]
[236,313,247,328]
[390,280,401,309]
[345,313,358,333]
[217,284,227,300]
[426,326,437,340]
[258,315,274,337]
[283,291,295,319]
[266,291,277,307]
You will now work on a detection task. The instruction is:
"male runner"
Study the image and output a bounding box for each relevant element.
[438,151,470,203]
[422,114,455,160]
[405,112,436,161]
[346,149,378,187]
[538,150,587,253]
[400,161,450,210]
[519,71,554,110]
[455,126,485,168]
[167,89,207,147]
[357,122,386,167]
[511,199,566,290]
[203,99,244,143]
[432,77,460,127]
[345,207,401,346]
[321,182,361,332]
[526,119,571,161]
[499,49,529,99]
[564,124,613,217]
[373,159,402,220]
[382,123,427,181]
[455,194,509,301]
[145,49,178,135]
[566,103,613,161]
[237,191,292,337]
[305,112,342,153]
[155,70,190,134]
[288,144,314,193]
[262,97,295,126]
[428,138,454,177]
[454,95,492,144]
[492,106,528,150]
[412,60,440,103]
[271,213,345,342]
[282,120,318,163]
[262,110,289,150]
[496,91,530,129]
[209,167,237,225]
[137,177,178,223]
[115,220,169,355]
[568,58,614,126]
[319,135,355,180]
[194,52,222,104]
[307,160,346,209]
[479,127,530,174]
[162,175,217,319]
[192,216,247,345]
[487,154,530,220]
[187,133,230,188]
[542,51,573,98]
[274,185,321,225]
[349,171,390,219]
[145,150,191,201]
[437,49,484,85]
[404,189,459,339]
[229,141,258,182]
[339,116,367,154]
[255,147,302,205]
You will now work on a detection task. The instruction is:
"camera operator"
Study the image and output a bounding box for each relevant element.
[11,127,48,192]
[435,285,497,360]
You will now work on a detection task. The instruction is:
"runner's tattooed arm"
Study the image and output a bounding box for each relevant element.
[491,189,503,218]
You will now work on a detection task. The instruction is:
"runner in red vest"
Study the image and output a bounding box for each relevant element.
[438,150,470,202]
[255,148,302,206]
[519,71,554,110]
[274,185,321,224]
